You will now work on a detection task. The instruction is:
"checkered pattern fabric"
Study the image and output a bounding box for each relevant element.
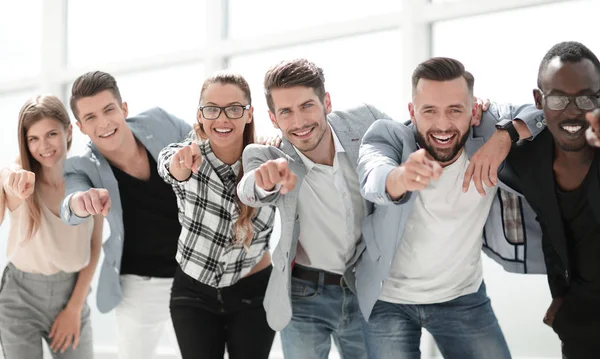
[158,140,275,287]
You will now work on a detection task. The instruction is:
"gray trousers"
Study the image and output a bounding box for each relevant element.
[0,263,93,359]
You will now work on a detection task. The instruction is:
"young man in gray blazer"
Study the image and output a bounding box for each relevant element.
[357,57,546,359]
[238,58,494,359]
[237,58,387,359]
[60,71,191,359]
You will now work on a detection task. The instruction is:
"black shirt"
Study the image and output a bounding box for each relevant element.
[111,150,181,278]
[556,159,600,291]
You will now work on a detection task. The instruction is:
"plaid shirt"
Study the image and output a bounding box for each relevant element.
[158,140,275,287]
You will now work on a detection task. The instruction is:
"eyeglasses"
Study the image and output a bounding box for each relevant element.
[197,104,250,120]
[538,89,600,111]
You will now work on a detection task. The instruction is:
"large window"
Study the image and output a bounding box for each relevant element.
[433,0,600,103]
[67,0,206,67]
[0,1,42,81]
[116,63,205,123]
[228,0,401,39]
[228,30,404,136]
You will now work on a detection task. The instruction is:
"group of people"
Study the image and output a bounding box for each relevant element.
[0,39,598,359]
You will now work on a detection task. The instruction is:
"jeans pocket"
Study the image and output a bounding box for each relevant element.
[290,278,319,299]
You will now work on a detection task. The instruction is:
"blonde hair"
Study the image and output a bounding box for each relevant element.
[17,95,71,239]
[196,72,257,249]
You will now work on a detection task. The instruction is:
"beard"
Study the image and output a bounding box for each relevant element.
[416,129,469,163]
[286,110,329,153]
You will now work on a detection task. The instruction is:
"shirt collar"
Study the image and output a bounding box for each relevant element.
[199,140,241,172]
[294,124,345,171]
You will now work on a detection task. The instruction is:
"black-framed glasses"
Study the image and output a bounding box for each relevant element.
[538,89,600,111]
[197,104,250,120]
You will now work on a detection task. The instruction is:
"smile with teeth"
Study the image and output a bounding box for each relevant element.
[215,128,233,133]
[561,125,583,134]
[431,133,455,143]
[293,127,313,137]
[40,151,55,158]
[99,129,116,138]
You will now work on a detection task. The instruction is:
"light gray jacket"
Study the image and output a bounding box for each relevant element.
[356,102,547,320]
[237,104,389,330]
[60,107,192,313]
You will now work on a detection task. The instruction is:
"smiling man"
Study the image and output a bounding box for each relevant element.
[356,57,546,359]
[507,41,600,359]
[237,58,392,359]
[59,71,191,359]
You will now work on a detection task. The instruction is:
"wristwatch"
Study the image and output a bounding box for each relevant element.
[495,119,519,143]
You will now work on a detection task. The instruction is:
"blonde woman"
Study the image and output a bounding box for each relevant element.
[157,72,276,359]
[0,95,102,358]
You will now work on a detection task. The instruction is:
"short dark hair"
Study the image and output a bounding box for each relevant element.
[263,58,326,112]
[411,57,474,97]
[70,71,122,120]
[537,41,600,88]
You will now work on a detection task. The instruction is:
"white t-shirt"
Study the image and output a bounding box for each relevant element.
[380,150,497,304]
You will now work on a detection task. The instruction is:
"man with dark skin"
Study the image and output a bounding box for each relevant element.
[507,41,600,359]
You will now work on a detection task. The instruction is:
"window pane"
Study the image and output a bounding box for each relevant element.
[433,0,600,103]
[67,0,206,67]
[228,0,402,39]
[228,30,403,136]
[0,1,41,81]
[117,64,205,125]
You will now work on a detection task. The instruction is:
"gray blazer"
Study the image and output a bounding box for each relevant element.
[356,102,547,320]
[60,107,192,313]
[237,104,390,331]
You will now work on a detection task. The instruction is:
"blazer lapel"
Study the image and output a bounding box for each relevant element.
[336,127,362,168]
[90,144,123,233]
[129,120,163,161]
[332,122,368,211]
[280,139,307,186]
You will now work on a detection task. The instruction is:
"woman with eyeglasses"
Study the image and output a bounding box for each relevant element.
[157,72,276,359]
[0,95,102,358]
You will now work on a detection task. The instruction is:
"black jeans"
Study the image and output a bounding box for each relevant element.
[553,285,600,359]
[170,265,275,359]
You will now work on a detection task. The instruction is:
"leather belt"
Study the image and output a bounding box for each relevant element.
[292,265,344,286]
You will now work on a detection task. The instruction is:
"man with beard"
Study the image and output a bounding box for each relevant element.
[507,41,600,359]
[239,58,543,359]
[357,57,546,359]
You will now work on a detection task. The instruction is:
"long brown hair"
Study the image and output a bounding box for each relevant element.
[195,72,257,249]
[17,95,72,239]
